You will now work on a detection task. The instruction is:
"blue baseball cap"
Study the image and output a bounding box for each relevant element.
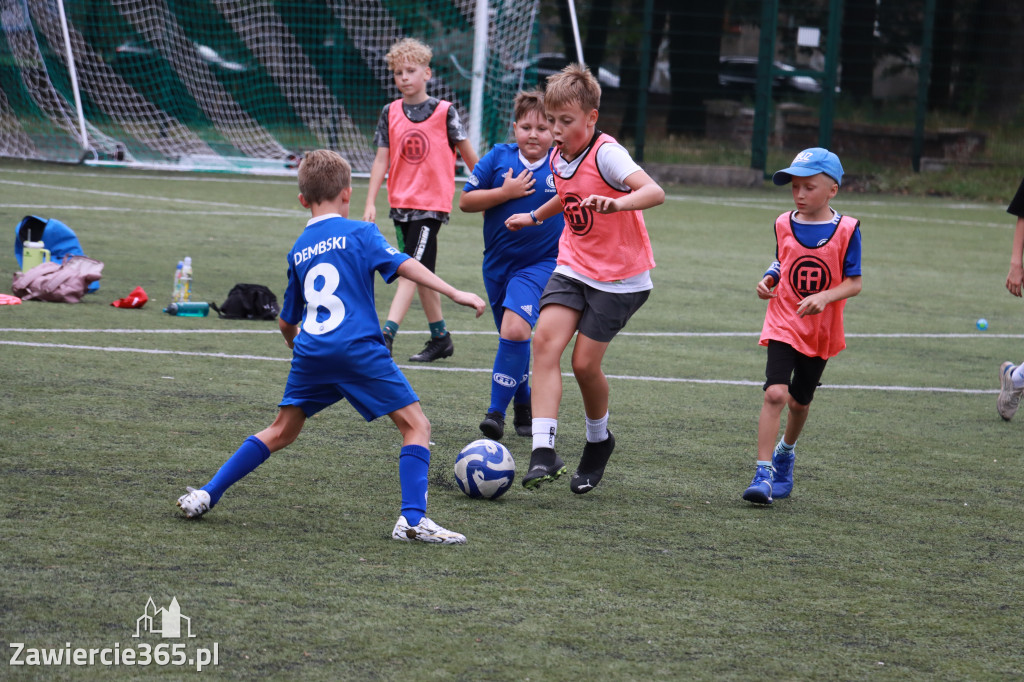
[772,147,844,186]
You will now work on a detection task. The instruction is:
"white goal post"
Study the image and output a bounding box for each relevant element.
[0,0,540,175]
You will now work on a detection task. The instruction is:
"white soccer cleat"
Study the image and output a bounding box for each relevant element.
[177,486,211,518]
[998,362,1024,421]
[391,515,466,544]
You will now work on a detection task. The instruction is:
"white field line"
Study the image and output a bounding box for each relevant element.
[1,328,1022,340]
[0,335,998,395]
[0,178,299,217]
[0,204,300,217]
[1,167,1008,225]
[663,194,1009,229]
[0,166,296,186]
[0,165,1002,208]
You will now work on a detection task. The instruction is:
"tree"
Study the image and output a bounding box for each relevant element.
[664,5,725,135]
[840,0,876,103]
[617,0,669,141]
[973,0,1024,120]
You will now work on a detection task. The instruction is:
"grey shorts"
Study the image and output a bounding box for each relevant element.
[539,272,650,343]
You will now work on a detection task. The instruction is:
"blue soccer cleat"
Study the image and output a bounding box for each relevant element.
[771,445,795,499]
[742,464,774,505]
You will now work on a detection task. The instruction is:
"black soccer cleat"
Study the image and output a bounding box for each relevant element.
[409,333,454,362]
[522,447,566,490]
[570,431,615,494]
[479,411,505,440]
[512,403,532,437]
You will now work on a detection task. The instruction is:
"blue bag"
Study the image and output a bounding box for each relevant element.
[15,216,100,292]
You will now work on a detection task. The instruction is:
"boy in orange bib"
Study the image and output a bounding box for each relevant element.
[363,38,478,362]
[506,64,664,494]
[743,148,863,505]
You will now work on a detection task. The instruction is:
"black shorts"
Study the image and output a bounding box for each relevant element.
[539,273,650,343]
[763,340,828,406]
[394,218,441,272]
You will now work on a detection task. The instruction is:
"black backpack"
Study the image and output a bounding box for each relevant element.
[212,283,280,320]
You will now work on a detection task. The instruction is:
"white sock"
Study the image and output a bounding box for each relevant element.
[1011,364,1024,389]
[585,412,609,443]
[757,460,773,469]
[532,418,557,451]
[777,439,796,452]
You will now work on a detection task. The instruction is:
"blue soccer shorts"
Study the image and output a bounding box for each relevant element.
[280,366,419,421]
[483,261,554,331]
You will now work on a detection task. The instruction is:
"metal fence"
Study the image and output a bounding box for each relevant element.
[531,0,1024,182]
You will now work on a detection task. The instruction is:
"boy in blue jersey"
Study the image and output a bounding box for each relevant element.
[176,150,486,544]
[460,91,564,441]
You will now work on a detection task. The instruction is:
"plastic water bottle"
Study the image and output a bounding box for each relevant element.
[180,257,193,302]
[172,261,184,302]
[163,301,210,317]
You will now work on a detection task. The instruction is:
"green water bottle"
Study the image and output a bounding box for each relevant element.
[163,301,209,317]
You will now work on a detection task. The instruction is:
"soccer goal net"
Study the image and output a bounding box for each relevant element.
[0,0,539,174]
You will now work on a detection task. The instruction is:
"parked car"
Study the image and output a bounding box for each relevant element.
[510,52,621,89]
[718,56,823,97]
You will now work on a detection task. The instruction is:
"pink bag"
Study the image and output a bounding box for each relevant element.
[12,255,104,303]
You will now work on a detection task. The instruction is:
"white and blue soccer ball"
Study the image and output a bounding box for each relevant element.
[454,439,515,500]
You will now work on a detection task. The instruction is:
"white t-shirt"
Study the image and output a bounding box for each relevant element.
[552,139,652,293]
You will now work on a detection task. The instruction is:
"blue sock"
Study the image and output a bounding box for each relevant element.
[488,338,530,415]
[201,435,271,506]
[399,444,430,526]
[513,343,531,406]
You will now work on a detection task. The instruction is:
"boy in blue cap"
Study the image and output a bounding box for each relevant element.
[742,148,863,505]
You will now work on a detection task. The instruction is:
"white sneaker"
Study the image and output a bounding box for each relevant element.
[177,486,211,518]
[391,515,466,544]
[998,362,1024,421]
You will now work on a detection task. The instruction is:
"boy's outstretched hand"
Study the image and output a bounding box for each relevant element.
[504,212,532,232]
[1006,262,1024,297]
[580,194,621,214]
[450,290,487,318]
[756,276,777,300]
[795,292,828,317]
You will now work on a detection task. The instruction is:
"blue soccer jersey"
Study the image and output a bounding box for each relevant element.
[464,143,563,283]
[280,214,409,382]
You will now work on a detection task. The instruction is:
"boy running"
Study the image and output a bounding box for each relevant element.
[459,90,563,440]
[506,64,665,493]
[743,147,863,505]
[363,37,478,362]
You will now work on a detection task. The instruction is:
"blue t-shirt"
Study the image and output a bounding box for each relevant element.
[281,214,410,381]
[765,209,862,282]
[463,143,563,282]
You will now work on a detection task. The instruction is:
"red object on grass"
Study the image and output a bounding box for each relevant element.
[111,286,148,309]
